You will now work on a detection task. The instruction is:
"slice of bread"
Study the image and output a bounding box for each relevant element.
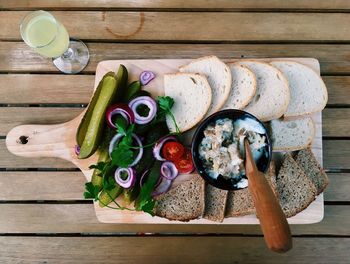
[237,61,290,121]
[164,73,212,132]
[203,185,228,222]
[268,117,315,152]
[295,148,329,195]
[270,61,328,118]
[225,162,277,217]
[222,63,257,110]
[155,174,205,221]
[276,154,317,218]
[179,56,231,115]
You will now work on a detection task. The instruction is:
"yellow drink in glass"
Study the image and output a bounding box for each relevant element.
[21,10,69,58]
[20,10,89,74]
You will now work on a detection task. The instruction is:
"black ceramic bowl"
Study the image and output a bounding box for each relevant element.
[191,109,272,190]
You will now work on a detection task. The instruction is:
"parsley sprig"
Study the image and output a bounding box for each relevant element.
[84,162,135,211]
[111,118,136,168]
[157,96,180,134]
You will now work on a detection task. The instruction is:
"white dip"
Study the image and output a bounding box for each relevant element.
[198,117,267,188]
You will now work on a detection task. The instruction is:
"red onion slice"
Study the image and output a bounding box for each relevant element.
[140,169,162,188]
[140,71,155,85]
[152,177,172,197]
[74,145,80,155]
[161,161,178,180]
[109,133,143,167]
[128,96,157,125]
[106,103,135,129]
[153,135,177,161]
[114,167,136,189]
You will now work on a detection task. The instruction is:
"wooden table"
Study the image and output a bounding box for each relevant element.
[0,1,349,263]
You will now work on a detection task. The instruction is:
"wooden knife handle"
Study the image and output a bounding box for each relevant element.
[244,140,292,253]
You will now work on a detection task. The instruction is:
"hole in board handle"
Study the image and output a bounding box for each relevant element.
[18,136,29,144]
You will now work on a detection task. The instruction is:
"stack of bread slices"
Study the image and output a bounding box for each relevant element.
[158,56,329,222]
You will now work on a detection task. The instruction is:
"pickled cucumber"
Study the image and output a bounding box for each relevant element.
[76,72,115,147]
[112,64,128,103]
[78,65,127,159]
[99,185,123,207]
[91,148,109,190]
[90,128,114,190]
[121,80,141,102]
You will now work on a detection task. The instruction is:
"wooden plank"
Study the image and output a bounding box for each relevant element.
[0,75,348,105]
[0,204,347,235]
[1,236,349,264]
[1,42,350,74]
[325,173,350,202]
[0,171,85,200]
[0,107,83,135]
[1,11,350,42]
[0,74,94,104]
[0,172,346,202]
[0,236,349,264]
[1,0,350,10]
[0,139,75,168]
[323,109,350,137]
[0,107,348,137]
[324,76,350,105]
[323,140,350,170]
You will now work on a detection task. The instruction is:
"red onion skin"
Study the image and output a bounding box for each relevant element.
[152,135,177,161]
[160,161,178,180]
[140,169,162,188]
[115,167,136,189]
[152,177,172,197]
[128,96,157,125]
[140,71,155,85]
[106,103,135,129]
[74,145,80,155]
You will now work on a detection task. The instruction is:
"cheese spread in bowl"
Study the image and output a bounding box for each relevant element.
[192,110,271,190]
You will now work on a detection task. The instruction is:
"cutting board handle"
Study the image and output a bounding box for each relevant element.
[6,122,75,161]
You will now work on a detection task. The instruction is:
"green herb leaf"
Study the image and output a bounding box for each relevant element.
[135,161,161,214]
[84,182,100,201]
[140,199,156,216]
[156,96,180,134]
[110,123,136,168]
[158,96,174,111]
[115,116,128,135]
[103,174,116,191]
[111,145,134,168]
[89,162,106,171]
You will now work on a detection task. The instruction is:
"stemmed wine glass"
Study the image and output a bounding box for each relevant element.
[20,10,89,74]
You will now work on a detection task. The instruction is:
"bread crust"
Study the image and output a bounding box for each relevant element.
[164,72,212,132]
[225,62,257,110]
[179,55,232,114]
[270,117,316,152]
[270,60,328,118]
[237,60,290,121]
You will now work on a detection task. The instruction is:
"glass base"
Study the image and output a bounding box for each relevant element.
[52,38,89,74]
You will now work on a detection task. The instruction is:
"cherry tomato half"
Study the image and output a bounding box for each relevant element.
[162,141,185,161]
[174,148,194,174]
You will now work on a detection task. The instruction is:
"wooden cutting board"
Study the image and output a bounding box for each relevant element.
[6,58,323,224]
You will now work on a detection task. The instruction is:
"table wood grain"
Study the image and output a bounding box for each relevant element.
[0,1,349,263]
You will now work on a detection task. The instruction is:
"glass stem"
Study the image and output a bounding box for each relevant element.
[60,47,75,60]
